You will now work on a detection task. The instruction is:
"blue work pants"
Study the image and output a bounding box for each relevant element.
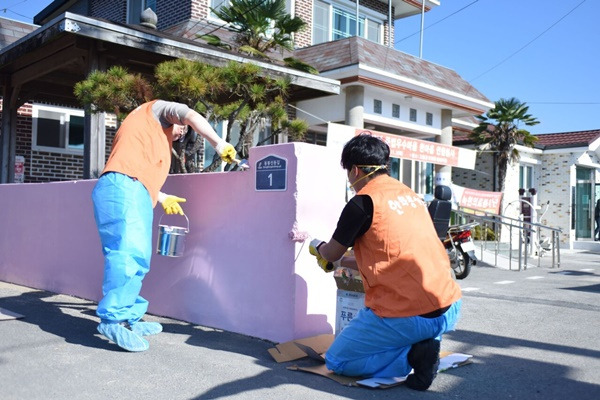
[92,172,154,324]
[325,299,461,378]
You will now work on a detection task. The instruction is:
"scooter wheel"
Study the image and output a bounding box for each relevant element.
[452,251,471,280]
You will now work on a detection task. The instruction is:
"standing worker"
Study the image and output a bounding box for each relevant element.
[92,100,237,352]
[309,134,462,391]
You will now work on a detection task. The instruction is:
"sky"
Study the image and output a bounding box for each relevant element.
[394,0,599,134]
[2,0,598,135]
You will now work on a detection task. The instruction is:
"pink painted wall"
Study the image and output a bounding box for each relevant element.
[0,143,348,343]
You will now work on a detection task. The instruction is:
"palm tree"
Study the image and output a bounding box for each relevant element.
[469,97,539,196]
[202,0,318,74]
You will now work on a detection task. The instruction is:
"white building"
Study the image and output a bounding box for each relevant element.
[453,129,600,249]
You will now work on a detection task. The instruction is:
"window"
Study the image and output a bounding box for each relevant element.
[426,112,433,126]
[409,108,417,122]
[367,20,380,42]
[33,104,85,153]
[313,0,330,44]
[373,99,382,114]
[313,0,383,45]
[392,104,400,118]
[333,8,362,40]
[127,0,157,24]
[304,131,327,146]
[389,157,433,195]
[519,165,534,190]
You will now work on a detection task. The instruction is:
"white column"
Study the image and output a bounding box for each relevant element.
[435,109,453,186]
[345,85,364,128]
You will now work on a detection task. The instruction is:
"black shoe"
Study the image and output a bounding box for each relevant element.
[405,338,441,391]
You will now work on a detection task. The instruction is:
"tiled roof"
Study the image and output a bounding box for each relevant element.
[0,17,37,49]
[452,128,600,150]
[294,36,490,103]
[452,132,472,145]
[533,129,600,149]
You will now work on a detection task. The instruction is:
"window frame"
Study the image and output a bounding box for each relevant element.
[392,103,400,118]
[373,99,382,114]
[32,104,85,155]
[519,164,534,190]
[409,108,417,122]
[426,112,433,126]
[313,0,384,45]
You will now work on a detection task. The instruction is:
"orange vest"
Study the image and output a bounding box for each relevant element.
[102,100,173,206]
[354,175,461,318]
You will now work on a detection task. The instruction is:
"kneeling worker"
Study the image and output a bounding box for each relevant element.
[309,134,461,391]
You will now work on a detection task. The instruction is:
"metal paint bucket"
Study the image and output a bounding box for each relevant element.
[156,214,189,257]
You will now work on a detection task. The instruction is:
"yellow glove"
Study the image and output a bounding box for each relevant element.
[309,239,338,273]
[158,192,186,215]
[215,141,237,163]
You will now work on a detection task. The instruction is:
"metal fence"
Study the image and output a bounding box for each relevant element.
[451,206,561,270]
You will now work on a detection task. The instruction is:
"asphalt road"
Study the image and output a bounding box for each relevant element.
[1,250,599,400]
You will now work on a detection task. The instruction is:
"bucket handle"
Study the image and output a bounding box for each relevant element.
[158,213,190,233]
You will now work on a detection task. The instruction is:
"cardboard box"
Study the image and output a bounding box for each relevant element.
[333,268,364,335]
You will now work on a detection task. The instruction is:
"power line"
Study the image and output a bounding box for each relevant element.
[467,0,587,83]
[2,0,33,21]
[2,8,30,20]
[395,0,480,45]
[526,101,600,105]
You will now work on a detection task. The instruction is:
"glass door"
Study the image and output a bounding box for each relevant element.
[575,167,593,239]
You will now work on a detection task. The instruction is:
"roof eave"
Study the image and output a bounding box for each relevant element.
[2,12,340,100]
[318,63,493,116]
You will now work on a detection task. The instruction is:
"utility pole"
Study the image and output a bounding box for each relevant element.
[419,0,425,58]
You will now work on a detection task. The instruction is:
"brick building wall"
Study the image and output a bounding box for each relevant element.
[539,153,572,244]
[452,150,494,192]
[90,0,126,23]
[90,0,193,30]
[156,0,193,28]
[83,1,393,49]
[190,0,209,20]
[1,103,83,182]
[0,100,121,183]
[294,0,313,48]
[452,148,581,246]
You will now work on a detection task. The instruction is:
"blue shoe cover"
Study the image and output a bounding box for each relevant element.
[97,322,149,352]
[130,321,163,336]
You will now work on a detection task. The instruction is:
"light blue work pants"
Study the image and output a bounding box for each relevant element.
[325,299,461,378]
[92,172,154,324]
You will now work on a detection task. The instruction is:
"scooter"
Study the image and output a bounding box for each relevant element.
[443,222,478,280]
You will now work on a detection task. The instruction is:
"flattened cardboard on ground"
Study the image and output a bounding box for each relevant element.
[268,336,473,388]
[267,334,334,363]
[0,307,24,321]
[287,351,473,388]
